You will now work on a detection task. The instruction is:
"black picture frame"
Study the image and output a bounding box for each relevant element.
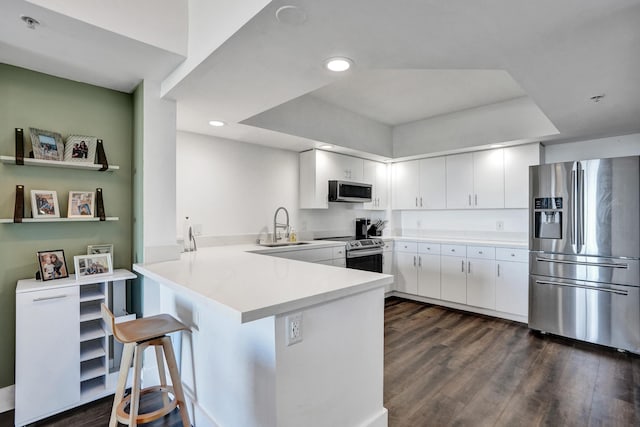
[36,249,69,281]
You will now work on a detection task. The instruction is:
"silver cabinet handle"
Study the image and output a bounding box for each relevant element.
[468,261,471,273]
[414,256,416,267]
[420,197,423,207]
[418,256,422,267]
[427,247,431,250]
[415,197,418,207]
[33,294,68,302]
[451,249,456,253]
[461,260,464,272]
[475,194,478,206]
[535,257,629,269]
[468,194,471,206]
[535,280,628,296]
[511,253,515,257]
[497,264,500,277]
[478,251,483,254]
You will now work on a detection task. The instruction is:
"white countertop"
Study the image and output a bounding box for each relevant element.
[134,242,391,324]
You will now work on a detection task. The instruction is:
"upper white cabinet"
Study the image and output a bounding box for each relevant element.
[504,143,542,208]
[300,150,364,209]
[363,160,388,210]
[392,157,446,210]
[446,149,504,209]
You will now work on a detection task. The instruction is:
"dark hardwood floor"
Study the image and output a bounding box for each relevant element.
[2,297,639,426]
[384,297,640,427]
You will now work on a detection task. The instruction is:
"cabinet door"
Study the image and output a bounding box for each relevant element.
[445,153,474,209]
[15,286,80,425]
[326,151,363,181]
[473,149,504,209]
[392,161,420,209]
[383,251,393,275]
[418,157,446,209]
[466,258,496,309]
[504,144,540,208]
[496,261,529,317]
[417,254,440,299]
[394,251,418,294]
[440,256,467,303]
[363,160,388,210]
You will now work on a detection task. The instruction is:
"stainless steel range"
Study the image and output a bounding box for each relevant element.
[316,236,385,273]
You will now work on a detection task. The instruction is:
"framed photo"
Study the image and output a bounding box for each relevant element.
[29,128,64,161]
[68,191,95,218]
[37,250,69,281]
[31,190,61,218]
[64,135,97,163]
[74,254,113,280]
[87,244,114,262]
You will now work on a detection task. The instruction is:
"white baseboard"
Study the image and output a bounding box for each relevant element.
[0,385,15,413]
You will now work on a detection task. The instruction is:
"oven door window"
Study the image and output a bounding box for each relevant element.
[346,253,383,273]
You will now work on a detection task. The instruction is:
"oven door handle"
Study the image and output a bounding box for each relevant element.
[346,249,384,258]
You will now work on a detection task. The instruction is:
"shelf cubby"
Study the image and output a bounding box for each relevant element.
[80,338,106,362]
[80,376,106,399]
[80,320,105,342]
[80,358,106,382]
[80,301,103,322]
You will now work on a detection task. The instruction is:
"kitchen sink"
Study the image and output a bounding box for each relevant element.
[258,241,310,247]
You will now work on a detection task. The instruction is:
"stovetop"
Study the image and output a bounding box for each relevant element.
[315,236,385,251]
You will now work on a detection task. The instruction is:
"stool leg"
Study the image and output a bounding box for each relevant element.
[154,344,170,407]
[110,342,134,427]
[129,343,145,427]
[161,336,191,427]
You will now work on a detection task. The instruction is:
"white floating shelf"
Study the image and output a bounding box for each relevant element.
[0,155,119,171]
[0,217,119,223]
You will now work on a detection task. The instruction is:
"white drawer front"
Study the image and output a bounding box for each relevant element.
[383,241,393,252]
[467,246,495,259]
[418,242,441,255]
[332,245,346,259]
[496,247,528,262]
[441,244,466,257]
[395,241,417,253]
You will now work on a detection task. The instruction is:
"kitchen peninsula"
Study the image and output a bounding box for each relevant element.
[133,242,393,427]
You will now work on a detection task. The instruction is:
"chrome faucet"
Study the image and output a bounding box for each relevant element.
[273,206,290,243]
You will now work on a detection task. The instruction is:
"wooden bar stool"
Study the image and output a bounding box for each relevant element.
[101,304,191,427]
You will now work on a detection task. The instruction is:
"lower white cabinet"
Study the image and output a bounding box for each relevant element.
[440,255,467,304]
[15,286,80,425]
[15,270,136,426]
[417,254,440,299]
[466,258,496,310]
[495,257,529,317]
[394,251,418,294]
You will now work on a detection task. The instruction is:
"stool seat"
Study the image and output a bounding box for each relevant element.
[115,314,188,343]
[102,304,191,427]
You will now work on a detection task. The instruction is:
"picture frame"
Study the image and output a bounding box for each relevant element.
[31,190,61,219]
[64,135,97,163]
[74,254,113,280]
[29,128,64,161]
[37,250,69,281]
[87,244,114,262]
[67,191,95,218]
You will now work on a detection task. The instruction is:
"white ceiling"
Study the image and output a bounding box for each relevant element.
[1,0,639,157]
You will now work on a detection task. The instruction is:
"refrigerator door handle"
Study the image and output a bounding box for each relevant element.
[535,279,629,296]
[571,169,576,246]
[578,167,585,250]
[535,257,629,269]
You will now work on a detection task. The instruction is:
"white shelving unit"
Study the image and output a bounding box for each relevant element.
[15,270,137,426]
[0,155,119,171]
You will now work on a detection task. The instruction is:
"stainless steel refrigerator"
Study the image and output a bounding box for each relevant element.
[529,156,640,353]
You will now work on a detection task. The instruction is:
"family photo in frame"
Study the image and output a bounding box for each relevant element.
[36,250,69,281]
[64,135,97,163]
[30,190,60,218]
[74,253,113,280]
[67,191,95,218]
[29,128,64,161]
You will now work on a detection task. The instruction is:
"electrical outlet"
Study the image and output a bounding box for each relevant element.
[286,313,303,346]
[496,221,504,231]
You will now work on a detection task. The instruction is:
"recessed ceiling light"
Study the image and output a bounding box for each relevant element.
[325,57,353,72]
[208,120,225,127]
[20,15,40,30]
[275,5,307,25]
[319,144,333,149]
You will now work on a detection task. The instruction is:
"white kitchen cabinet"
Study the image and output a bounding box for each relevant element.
[299,149,364,209]
[382,240,393,275]
[391,160,420,209]
[496,248,529,317]
[445,149,504,209]
[15,286,80,426]
[394,250,418,294]
[466,257,496,310]
[392,158,446,209]
[363,159,388,210]
[417,254,440,299]
[504,143,542,208]
[440,255,467,304]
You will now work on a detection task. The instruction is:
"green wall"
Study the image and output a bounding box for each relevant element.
[0,64,133,387]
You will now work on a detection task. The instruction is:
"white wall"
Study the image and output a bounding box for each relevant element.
[544,133,640,163]
[26,0,188,55]
[393,97,559,158]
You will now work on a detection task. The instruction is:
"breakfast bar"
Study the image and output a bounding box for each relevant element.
[133,244,393,427]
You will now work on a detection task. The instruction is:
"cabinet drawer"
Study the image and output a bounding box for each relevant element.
[467,246,495,259]
[496,247,528,262]
[382,240,393,252]
[332,245,346,259]
[441,244,466,257]
[395,241,417,253]
[418,242,441,255]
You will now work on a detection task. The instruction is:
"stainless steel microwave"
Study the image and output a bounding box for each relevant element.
[328,180,372,203]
